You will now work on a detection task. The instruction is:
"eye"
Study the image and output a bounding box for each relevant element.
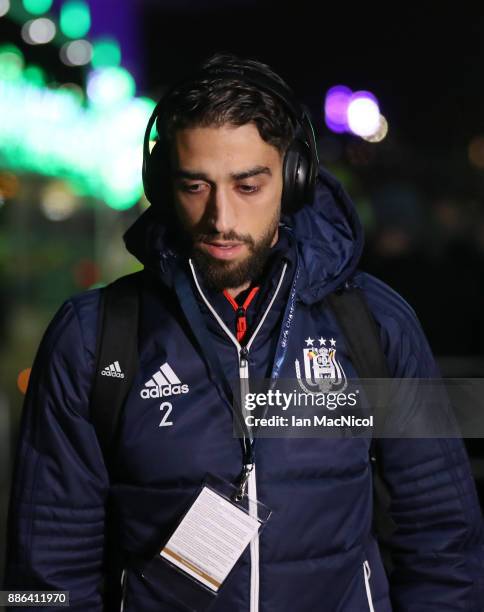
[238,184,260,194]
[180,182,206,194]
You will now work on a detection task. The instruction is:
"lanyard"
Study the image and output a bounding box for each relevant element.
[222,286,260,343]
[172,263,255,493]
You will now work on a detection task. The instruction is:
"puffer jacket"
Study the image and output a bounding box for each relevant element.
[4,166,484,611]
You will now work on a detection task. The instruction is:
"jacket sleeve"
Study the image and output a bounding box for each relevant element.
[367,276,484,611]
[2,297,109,611]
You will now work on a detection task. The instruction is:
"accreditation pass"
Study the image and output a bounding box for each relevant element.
[160,486,260,592]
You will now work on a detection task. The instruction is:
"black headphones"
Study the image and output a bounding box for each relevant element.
[142,65,320,215]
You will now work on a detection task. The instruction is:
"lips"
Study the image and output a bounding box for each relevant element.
[201,241,245,260]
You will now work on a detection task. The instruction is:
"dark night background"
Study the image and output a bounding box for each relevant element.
[0,0,483,591]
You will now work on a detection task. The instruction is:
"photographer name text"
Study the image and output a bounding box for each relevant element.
[245,414,373,428]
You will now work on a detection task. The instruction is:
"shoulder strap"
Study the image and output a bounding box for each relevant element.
[90,271,141,478]
[326,285,390,380]
[326,284,391,448]
[326,284,396,574]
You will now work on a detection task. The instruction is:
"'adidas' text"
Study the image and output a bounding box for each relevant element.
[140,362,189,399]
[141,384,189,399]
[101,361,125,379]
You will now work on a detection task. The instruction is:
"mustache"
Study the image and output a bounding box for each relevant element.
[193,230,255,247]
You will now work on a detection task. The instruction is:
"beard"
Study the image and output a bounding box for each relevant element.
[189,212,280,293]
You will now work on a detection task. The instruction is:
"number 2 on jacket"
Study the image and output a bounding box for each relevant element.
[159,401,173,426]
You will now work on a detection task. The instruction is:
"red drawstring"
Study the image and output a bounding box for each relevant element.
[223,286,260,342]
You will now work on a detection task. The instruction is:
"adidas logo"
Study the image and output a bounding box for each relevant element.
[101,360,125,379]
[140,362,189,399]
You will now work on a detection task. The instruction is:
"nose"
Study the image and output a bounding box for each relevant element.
[207,185,236,235]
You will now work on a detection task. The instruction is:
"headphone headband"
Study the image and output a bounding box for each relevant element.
[142,64,319,213]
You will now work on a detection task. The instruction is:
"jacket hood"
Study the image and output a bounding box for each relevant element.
[123,165,364,305]
[288,165,364,304]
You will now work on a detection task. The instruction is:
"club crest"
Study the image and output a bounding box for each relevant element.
[295,336,347,393]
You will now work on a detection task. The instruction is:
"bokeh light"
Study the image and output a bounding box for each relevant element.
[41,180,79,220]
[361,114,388,143]
[325,86,386,140]
[324,85,352,133]
[87,67,136,108]
[347,91,381,137]
[22,0,52,15]
[60,39,92,66]
[0,45,24,80]
[60,0,91,39]
[0,171,20,200]
[23,64,46,86]
[0,53,154,209]
[22,18,56,45]
[468,136,484,169]
[17,368,31,395]
[110,96,156,134]
[58,81,84,102]
[92,37,121,68]
[73,259,100,288]
[0,0,10,18]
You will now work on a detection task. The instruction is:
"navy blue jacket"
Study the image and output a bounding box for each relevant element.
[4,166,484,611]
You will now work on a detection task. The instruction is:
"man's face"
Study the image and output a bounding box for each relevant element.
[170,123,284,292]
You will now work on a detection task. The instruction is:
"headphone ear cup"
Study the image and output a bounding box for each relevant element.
[282,139,311,214]
[144,141,171,210]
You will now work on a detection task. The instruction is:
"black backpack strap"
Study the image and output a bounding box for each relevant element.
[326,283,396,573]
[90,271,141,611]
[91,271,141,477]
[326,283,391,446]
[326,284,390,380]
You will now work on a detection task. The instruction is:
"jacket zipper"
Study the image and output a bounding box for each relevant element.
[189,259,288,612]
[363,560,375,612]
[240,346,259,612]
[120,567,127,612]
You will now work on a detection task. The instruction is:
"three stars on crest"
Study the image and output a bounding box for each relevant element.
[305,336,336,347]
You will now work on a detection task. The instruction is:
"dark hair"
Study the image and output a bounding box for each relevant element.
[158,52,297,156]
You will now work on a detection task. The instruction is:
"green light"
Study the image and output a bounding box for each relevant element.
[23,64,46,86]
[0,44,24,60]
[91,37,121,69]
[22,0,53,15]
[87,67,136,108]
[60,0,91,39]
[58,82,84,104]
[0,73,155,210]
[0,45,24,81]
[149,123,158,141]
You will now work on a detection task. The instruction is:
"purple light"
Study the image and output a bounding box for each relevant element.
[347,90,380,137]
[350,90,379,106]
[324,85,352,133]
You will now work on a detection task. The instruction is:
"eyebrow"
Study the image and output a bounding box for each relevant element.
[173,165,272,182]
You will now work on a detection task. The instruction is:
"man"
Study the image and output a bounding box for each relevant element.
[3,53,484,611]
